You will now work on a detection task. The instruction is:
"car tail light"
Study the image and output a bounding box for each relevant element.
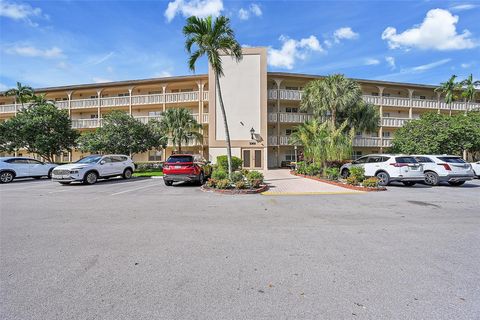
[390,163,409,167]
[163,164,169,169]
[438,163,451,171]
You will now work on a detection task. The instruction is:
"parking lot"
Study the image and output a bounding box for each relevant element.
[1,177,480,319]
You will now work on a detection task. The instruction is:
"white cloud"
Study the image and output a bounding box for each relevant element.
[450,4,477,11]
[153,71,172,77]
[382,9,478,50]
[0,0,44,26]
[410,59,451,72]
[268,35,323,69]
[238,3,262,20]
[323,39,332,48]
[4,44,64,58]
[92,77,113,83]
[89,51,114,65]
[365,58,380,65]
[333,27,359,42]
[385,56,396,69]
[460,62,473,69]
[164,0,223,22]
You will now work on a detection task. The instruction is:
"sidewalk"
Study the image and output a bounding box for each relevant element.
[262,169,363,195]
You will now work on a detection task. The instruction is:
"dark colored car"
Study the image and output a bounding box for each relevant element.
[162,154,212,186]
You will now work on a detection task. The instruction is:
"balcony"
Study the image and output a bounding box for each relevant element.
[381,117,411,127]
[267,89,480,112]
[353,137,392,148]
[268,135,291,146]
[0,91,209,114]
[268,112,314,123]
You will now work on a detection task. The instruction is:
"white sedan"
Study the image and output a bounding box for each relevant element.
[0,157,58,183]
[471,161,480,178]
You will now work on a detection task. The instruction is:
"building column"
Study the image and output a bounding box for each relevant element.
[407,89,414,119]
[436,92,441,115]
[67,91,73,117]
[273,79,282,167]
[128,87,134,115]
[377,86,385,153]
[96,89,103,126]
[162,85,168,112]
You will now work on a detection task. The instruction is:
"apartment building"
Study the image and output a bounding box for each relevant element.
[1,47,479,169]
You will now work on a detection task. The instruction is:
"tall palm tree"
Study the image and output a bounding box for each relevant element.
[30,93,55,107]
[301,74,362,126]
[435,75,460,116]
[183,15,242,176]
[159,108,203,153]
[3,82,34,108]
[460,74,480,112]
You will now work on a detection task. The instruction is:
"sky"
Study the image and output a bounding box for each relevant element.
[0,0,479,90]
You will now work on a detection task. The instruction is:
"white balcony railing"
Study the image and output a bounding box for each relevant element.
[134,115,162,124]
[381,117,411,127]
[202,113,209,124]
[352,137,393,148]
[71,118,102,129]
[0,104,16,113]
[268,135,291,146]
[101,96,130,107]
[71,98,98,109]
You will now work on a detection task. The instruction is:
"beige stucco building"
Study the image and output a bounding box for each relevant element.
[1,47,479,169]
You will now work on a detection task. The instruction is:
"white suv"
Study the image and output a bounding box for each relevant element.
[340,154,425,186]
[413,155,475,186]
[51,154,134,185]
[470,161,480,178]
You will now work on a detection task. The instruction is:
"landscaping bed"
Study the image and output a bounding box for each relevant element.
[291,171,386,192]
[201,184,268,194]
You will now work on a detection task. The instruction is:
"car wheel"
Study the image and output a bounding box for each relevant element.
[164,179,173,186]
[47,169,53,179]
[376,171,390,186]
[424,172,439,186]
[59,182,71,185]
[123,168,133,179]
[448,181,465,186]
[83,171,98,185]
[197,172,205,185]
[0,171,14,183]
[341,169,349,179]
[402,181,416,186]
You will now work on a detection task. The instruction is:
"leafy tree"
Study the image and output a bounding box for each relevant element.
[3,82,34,108]
[0,104,78,162]
[77,111,167,155]
[460,74,480,111]
[159,108,202,153]
[30,93,55,107]
[390,112,480,155]
[301,75,379,133]
[183,15,242,176]
[435,75,461,115]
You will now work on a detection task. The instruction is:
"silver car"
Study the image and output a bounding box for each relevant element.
[0,157,58,183]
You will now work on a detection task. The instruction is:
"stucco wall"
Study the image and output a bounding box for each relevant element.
[208,147,241,164]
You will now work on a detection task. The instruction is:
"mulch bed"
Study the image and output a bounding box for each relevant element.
[201,184,269,195]
[290,171,387,192]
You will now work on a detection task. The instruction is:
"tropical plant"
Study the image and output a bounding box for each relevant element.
[215,179,231,189]
[460,74,480,111]
[77,111,167,155]
[3,82,34,108]
[183,15,242,176]
[30,93,55,107]
[362,177,379,188]
[229,171,244,183]
[305,163,322,176]
[435,75,461,116]
[211,168,228,180]
[216,155,242,171]
[349,166,365,182]
[246,170,264,188]
[234,180,247,189]
[158,108,202,153]
[324,167,340,180]
[0,104,78,162]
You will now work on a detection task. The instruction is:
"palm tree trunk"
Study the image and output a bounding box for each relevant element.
[178,142,182,154]
[215,73,233,176]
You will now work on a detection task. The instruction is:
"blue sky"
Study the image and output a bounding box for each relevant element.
[0,0,479,89]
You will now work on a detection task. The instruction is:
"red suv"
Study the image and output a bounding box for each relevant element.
[163,154,212,186]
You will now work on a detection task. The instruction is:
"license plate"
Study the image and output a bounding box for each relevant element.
[53,175,69,179]
[175,166,181,169]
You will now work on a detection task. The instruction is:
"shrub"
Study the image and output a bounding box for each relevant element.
[324,167,340,180]
[349,166,365,182]
[306,163,322,176]
[230,171,244,183]
[362,177,379,188]
[205,178,217,188]
[235,180,247,189]
[216,155,243,171]
[346,176,359,186]
[135,162,163,172]
[246,170,264,188]
[241,169,250,176]
[216,179,231,189]
[211,169,228,180]
[296,161,307,175]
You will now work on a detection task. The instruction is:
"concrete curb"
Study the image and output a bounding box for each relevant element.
[290,171,387,192]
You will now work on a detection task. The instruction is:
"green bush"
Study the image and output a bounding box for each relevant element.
[346,176,359,186]
[349,166,365,182]
[246,170,264,188]
[241,169,250,176]
[216,179,231,189]
[205,178,217,188]
[235,180,248,189]
[324,167,340,180]
[362,177,379,188]
[296,161,307,175]
[211,169,228,180]
[306,163,322,176]
[230,171,244,183]
[135,162,163,172]
[216,155,243,171]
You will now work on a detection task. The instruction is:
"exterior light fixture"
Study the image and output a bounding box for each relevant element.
[250,127,255,140]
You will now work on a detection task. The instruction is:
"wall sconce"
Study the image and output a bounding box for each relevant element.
[250,127,255,140]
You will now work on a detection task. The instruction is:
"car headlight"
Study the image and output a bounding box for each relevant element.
[69,168,82,174]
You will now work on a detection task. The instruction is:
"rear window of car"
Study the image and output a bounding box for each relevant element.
[437,157,465,163]
[395,156,418,163]
[167,156,193,163]
[415,157,434,163]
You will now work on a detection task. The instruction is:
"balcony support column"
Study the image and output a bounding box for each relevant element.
[67,91,73,118]
[162,85,168,112]
[128,87,134,115]
[96,89,103,126]
[273,79,283,168]
[436,92,441,115]
[408,89,414,119]
[377,86,385,154]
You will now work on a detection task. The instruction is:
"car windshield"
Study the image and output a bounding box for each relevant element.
[167,156,193,163]
[438,157,465,164]
[76,155,102,164]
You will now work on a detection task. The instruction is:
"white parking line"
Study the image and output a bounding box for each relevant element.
[110,182,163,196]
[0,182,57,192]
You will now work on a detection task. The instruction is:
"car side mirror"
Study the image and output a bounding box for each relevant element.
[100,160,106,165]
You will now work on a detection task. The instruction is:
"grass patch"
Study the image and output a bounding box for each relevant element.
[133,169,163,177]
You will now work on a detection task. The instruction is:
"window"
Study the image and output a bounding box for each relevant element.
[285,149,296,161]
[382,132,391,138]
[285,129,297,136]
[90,114,99,119]
[354,156,368,164]
[148,150,162,161]
[420,96,426,100]
[395,157,417,163]
[6,158,28,164]
[355,132,362,137]
[371,132,379,137]
[367,156,385,163]
[76,155,102,164]
[118,93,129,97]
[415,157,434,163]
[371,92,379,96]
[285,86,298,90]
[285,107,298,113]
[90,95,98,99]
[437,157,465,164]
[167,155,193,163]
[111,156,127,162]
[27,159,43,165]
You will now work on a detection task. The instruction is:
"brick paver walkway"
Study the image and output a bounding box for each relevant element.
[262,169,363,195]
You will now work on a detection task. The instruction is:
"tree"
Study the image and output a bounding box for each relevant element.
[460,74,480,112]
[30,93,55,107]
[158,108,202,153]
[0,104,78,162]
[183,15,242,176]
[300,75,379,133]
[3,82,34,108]
[435,75,461,116]
[289,119,353,167]
[390,112,480,155]
[77,111,167,156]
